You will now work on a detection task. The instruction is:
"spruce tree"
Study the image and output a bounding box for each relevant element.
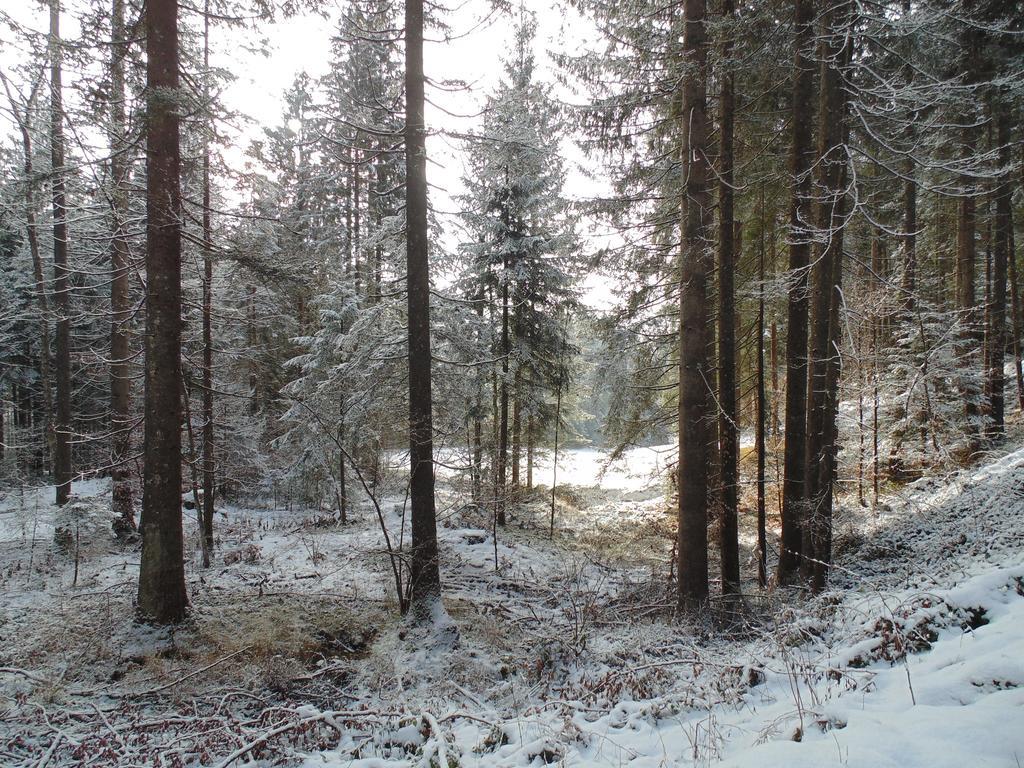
[137,0,188,625]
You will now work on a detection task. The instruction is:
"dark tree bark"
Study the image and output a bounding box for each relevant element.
[511,368,522,492]
[1009,212,1023,411]
[200,0,215,562]
[901,154,917,312]
[337,404,347,523]
[50,0,72,507]
[496,262,510,526]
[372,159,385,301]
[870,229,885,280]
[338,143,353,517]
[811,198,846,592]
[353,150,361,295]
[778,0,816,583]
[677,0,712,612]
[873,319,880,502]
[956,7,982,435]
[802,0,851,592]
[986,99,1011,438]
[345,145,353,277]
[526,406,534,491]
[472,290,484,505]
[489,288,500,514]
[247,285,257,415]
[898,1,916,316]
[756,187,768,589]
[550,354,563,539]
[983,184,992,407]
[110,0,135,535]
[137,0,188,625]
[957,188,980,427]
[770,318,779,438]
[717,0,740,596]
[404,0,442,613]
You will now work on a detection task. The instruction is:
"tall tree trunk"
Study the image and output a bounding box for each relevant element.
[372,157,385,302]
[337,403,347,523]
[472,290,484,505]
[813,199,846,592]
[677,0,712,612]
[526,409,534,491]
[404,0,442,614]
[550,351,563,539]
[12,383,21,430]
[870,229,885,279]
[899,0,916,316]
[50,0,72,507]
[345,145,353,277]
[490,289,500,514]
[16,379,29,431]
[873,320,880,502]
[353,150,362,296]
[497,264,510,526]
[756,186,768,589]
[956,6,981,437]
[200,0,215,563]
[137,0,188,625]
[717,0,740,596]
[890,120,918,476]
[901,154,917,312]
[511,368,522,493]
[802,0,850,592]
[778,0,816,583]
[110,0,135,535]
[857,336,866,508]
[472,396,483,504]
[181,375,204,539]
[957,187,980,431]
[983,189,992,408]
[1009,213,1023,411]
[986,99,1011,438]
[340,146,353,507]
[770,318,779,437]
[247,285,257,415]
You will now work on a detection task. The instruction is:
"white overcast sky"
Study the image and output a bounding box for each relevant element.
[220,0,607,222]
[0,0,614,304]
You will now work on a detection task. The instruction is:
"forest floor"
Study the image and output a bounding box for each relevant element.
[0,435,1022,767]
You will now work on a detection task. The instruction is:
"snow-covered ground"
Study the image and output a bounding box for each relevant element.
[0,441,1021,767]
[528,443,677,491]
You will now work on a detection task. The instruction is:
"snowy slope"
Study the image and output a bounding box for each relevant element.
[0,440,1022,767]
[293,570,1024,768]
[296,442,1024,768]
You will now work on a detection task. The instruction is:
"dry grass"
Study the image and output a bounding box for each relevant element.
[192,592,384,663]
